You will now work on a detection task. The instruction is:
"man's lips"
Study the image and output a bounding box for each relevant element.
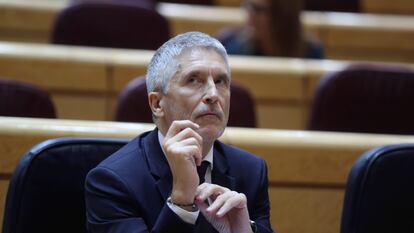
[198,112,221,119]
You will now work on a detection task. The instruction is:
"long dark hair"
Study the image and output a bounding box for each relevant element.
[268,0,304,57]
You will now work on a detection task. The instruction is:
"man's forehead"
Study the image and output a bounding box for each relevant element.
[177,47,223,60]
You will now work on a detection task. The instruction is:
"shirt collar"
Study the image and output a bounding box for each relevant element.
[158,130,214,170]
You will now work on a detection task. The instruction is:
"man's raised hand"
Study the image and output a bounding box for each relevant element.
[163,120,203,205]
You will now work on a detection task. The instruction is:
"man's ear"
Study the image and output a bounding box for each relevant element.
[148,92,164,118]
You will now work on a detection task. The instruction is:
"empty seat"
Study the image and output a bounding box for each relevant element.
[308,64,414,135]
[341,143,414,233]
[0,78,56,118]
[2,137,129,233]
[51,0,170,50]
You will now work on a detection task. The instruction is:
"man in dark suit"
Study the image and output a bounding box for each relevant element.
[85,32,274,233]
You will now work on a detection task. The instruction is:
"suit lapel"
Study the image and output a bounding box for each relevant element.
[142,129,172,201]
[212,143,236,191]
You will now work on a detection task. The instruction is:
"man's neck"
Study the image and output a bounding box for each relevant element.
[201,140,214,158]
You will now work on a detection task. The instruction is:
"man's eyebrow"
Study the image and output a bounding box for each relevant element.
[186,70,201,76]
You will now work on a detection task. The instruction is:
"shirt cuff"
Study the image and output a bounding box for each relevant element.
[166,200,199,224]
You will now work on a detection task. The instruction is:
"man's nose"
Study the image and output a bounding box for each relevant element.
[203,78,219,104]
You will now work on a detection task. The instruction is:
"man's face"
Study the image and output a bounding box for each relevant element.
[160,48,230,141]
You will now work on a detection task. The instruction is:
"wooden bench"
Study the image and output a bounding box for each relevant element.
[0,41,354,129]
[1,0,414,63]
[362,0,414,15]
[2,41,413,129]
[1,117,414,233]
[215,0,414,15]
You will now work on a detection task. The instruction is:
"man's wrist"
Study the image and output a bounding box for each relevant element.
[170,189,196,205]
[167,197,198,212]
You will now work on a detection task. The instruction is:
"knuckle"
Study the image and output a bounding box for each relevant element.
[183,127,193,136]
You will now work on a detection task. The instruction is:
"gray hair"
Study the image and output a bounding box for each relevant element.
[146,31,229,94]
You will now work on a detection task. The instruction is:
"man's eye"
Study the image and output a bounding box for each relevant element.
[188,73,202,82]
[188,77,197,83]
[215,77,228,86]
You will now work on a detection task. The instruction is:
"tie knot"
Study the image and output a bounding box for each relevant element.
[197,161,210,184]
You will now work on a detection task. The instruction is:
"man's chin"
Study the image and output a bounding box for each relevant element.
[197,124,225,141]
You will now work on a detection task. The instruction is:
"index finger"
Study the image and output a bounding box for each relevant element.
[165,120,200,139]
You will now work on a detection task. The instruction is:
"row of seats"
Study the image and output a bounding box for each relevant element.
[1,117,414,233]
[3,63,414,135]
[2,1,414,63]
[0,76,256,127]
[2,123,414,233]
[48,0,414,60]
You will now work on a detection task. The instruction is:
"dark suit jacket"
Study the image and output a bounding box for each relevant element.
[85,129,273,233]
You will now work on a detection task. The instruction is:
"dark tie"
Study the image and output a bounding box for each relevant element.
[197,161,210,184]
[195,161,217,233]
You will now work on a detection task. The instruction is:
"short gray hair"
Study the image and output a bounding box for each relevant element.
[146,31,229,94]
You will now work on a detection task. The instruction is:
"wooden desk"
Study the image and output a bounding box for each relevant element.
[216,0,414,15]
[1,117,414,233]
[362,0,414,15]
[0,41,358,129]
[2,0,414,63]
[159,4,414,63]
[2,41,413,129]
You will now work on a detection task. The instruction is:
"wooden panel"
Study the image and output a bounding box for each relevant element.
[157,3,243,36]
[263,146,360,184]
[2,117,414,233]
[52,94,108,120]
[323,14,414,62]
[110,53,152,92]
[3,117,414,183]
[0,180,9,230]
[211,0,414,15]
[229,56,306,100]
[0,0,60,31]
[223,127,414,184]
[0,56,106,91]
[0,0,59,42]
[0,134,49,175]
[0,43,107,91]
[0,118,154,175]
[269,187,344,233]
[362,0,414,15]
[213,0,241,7]
[256,104,305,129]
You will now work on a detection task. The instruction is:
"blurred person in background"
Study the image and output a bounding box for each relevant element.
[219,0,324,59]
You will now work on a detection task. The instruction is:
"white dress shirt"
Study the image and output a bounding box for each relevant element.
[158,131,213,224]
